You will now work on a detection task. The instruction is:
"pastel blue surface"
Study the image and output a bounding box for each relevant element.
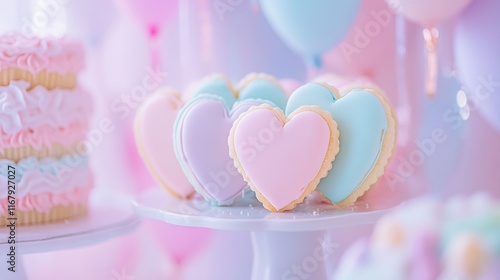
[194,76,287,110]
[259,0,362,66]
[286,83,389,204]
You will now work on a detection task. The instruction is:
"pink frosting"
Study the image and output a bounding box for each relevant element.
[0,122,87,152]
[0,185,92,214]
[0,34,85,74]
[0,80,93,134]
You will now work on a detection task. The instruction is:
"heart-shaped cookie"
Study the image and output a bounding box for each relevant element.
[286,83,397,207]
[194,73,288,110]
[229,104,339,212]
[134,88,194,198]
[174,95,263,205]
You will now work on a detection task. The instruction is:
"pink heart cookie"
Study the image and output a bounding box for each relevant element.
[134,89,194,198]
[229,104,340,212]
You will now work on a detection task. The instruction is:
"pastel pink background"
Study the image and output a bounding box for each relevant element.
[1,0,498,279]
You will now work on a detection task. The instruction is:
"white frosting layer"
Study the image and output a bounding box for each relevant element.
[0,155,91,198]
[0,80,93,134]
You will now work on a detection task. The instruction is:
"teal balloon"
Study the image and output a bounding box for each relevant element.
[259,0,362,66]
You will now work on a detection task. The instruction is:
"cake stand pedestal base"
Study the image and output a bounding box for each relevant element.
[135,188,394,280]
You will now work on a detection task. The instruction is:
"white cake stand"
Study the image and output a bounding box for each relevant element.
[134,188,394,280]
[0,189,140,280]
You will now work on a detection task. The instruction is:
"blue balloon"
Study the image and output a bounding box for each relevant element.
[259,0,362,67]
[418,74,467,195]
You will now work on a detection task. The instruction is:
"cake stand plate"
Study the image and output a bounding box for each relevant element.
[0,189,140,280]
[134,188,393,280]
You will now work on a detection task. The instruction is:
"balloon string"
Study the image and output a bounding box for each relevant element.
[423,27,439,97]
[149,25,161,72]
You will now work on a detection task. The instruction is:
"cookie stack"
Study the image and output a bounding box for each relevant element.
[0,34,94,225]
[135,73,397,212]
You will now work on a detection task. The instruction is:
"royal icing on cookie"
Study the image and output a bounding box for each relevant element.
[194,75,236,107]
[285,83,396,207]
[229,104,339,212]
[194,73,288,110]
[174,95,263,205]
[134,89,194,198]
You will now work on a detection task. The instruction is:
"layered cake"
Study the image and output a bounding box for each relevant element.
[0,34,93,225]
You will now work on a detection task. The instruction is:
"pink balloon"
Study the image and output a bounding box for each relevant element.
[279,78,301,98]
[116,0,178,30]
[145,220,213,265]
[385,0,472,26]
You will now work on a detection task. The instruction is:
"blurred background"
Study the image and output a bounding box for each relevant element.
[1,0,499,279]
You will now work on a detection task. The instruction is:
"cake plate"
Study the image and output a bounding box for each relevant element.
[134,188,393,280]
[0,189,140,280]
